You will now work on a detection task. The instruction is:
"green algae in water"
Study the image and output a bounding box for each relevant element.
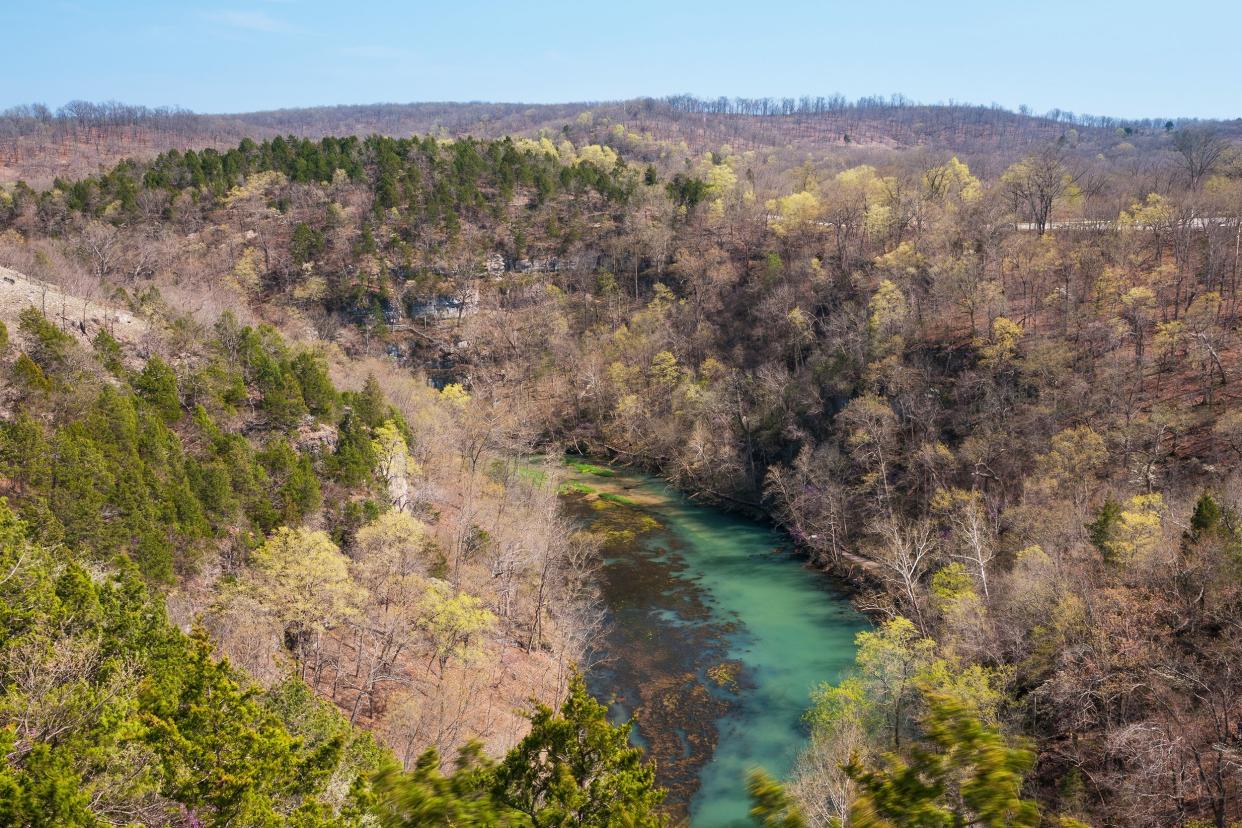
[559,480,597,496]
[566,459,617,477]
[600,491,640,507]
[564,465,866,827]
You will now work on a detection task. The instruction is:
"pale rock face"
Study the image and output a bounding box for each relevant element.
[374,423,412,512]
[386,455,411,513]
[0,264,148,350]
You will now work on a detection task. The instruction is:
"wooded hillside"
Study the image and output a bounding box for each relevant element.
[1,105,1241,826]
[6,96,1240,186]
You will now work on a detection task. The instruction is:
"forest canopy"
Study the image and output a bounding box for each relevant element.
[0,101,1240,826]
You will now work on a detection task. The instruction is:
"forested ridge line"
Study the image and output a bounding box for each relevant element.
[6,94,1241,188]
[2,117,1242,825]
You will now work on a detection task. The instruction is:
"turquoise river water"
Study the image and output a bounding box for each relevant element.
[562,465,866,827]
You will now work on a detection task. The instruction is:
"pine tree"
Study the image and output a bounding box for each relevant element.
[0,499,382,827]
[352,373,387,428]
[12,352,52,394]
[291,351,339,417]
[142,630,344,826]
[493,673,665,827]
[134,355,182,424]
[17,307,74,376]
[91,328,124,376]
[331,411,377,487]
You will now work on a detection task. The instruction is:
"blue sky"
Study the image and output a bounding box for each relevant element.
[3,0,1240,119]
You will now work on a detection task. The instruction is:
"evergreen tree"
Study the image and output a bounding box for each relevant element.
[142,630,345,827]
[291,222,326,265]
[258,437,322,524]
[0,413,51,499]
[1189,491,1223,537]
[352,373,387,429]
[134,355,182,424]
[1086,499,1121,561]
[12,352,51,394]
[91,328,124,376]
[291,351,339,418]
[17,307,74,377]
[492,673,665,827]
[331,411,377,487]
[0,499,384,827]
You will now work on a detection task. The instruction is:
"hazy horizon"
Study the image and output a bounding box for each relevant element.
[4,0,1240,120]
[6,94,1238,126]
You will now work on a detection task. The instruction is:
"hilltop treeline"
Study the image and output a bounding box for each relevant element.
[7,95,1241,188]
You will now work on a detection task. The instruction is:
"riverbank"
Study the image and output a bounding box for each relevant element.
[562,448,888,597]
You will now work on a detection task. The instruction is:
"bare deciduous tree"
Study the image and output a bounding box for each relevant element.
[1173,128,1231,191]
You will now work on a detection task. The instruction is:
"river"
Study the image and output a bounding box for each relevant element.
[560,463,866,827]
